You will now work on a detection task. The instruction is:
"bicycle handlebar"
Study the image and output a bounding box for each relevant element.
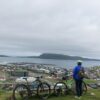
[35,76,43,79]
[23,77,27,80]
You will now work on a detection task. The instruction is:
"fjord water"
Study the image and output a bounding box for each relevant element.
[0,57,100,68]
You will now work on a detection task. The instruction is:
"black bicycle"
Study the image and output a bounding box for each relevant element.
[13,76,51,100]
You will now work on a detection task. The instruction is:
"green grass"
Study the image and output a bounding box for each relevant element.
[84,79,97,84]
[49,89,100,100]
[0,90,12,100]
[0,89,100,100]
[0,79,99,100]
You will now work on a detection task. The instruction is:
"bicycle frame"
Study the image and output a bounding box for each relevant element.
[63,79,74,89]
[22,77,43,94]
[13,77,51,100]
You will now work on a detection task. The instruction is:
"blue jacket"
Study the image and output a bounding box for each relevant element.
[73,65,84,80]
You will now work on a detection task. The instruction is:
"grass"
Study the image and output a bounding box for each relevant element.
[84,79,97,84]
[0,88,100,100]
[0,90,11,100]
[0,79,99,100]
[49,89,100,100]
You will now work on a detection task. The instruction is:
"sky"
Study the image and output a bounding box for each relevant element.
[0,0,100,58]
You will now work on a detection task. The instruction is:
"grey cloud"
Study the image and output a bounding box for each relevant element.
[0,0,100,58]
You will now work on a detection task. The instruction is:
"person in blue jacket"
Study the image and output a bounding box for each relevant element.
[73,60,85,99]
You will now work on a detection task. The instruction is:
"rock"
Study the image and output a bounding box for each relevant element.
[90,92,95,96]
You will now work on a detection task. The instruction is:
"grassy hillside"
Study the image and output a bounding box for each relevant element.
[0,89,100,100]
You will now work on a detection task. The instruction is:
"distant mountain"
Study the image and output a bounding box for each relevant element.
[0,55,9,57]
[38,53,100,61]
[13,53,100,61]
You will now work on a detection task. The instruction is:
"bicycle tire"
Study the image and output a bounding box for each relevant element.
[71,81,87,94]
[37,82,51,99]
[13,84,31,100]
[82,81,87,93]
[54,82,68,96]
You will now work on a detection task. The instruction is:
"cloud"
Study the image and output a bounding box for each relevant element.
[0,0,100,58]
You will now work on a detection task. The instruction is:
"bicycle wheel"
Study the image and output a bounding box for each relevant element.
[37,82,51,99]
[54,82,68,96]
[13,84,30,100]
[82,81,87,93]
[71,81,87,94]
[71,81,76,94]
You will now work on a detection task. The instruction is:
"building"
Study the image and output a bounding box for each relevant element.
[8,70,28,77]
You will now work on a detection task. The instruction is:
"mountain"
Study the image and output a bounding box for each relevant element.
[0,55,9,57]
[38,53,100,61]
[9,53,100,61]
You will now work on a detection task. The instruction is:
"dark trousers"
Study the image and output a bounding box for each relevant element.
[75,79,83,97]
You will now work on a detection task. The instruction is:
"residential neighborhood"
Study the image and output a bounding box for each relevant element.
[0,62,100,91]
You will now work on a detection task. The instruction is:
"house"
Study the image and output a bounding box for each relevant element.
[8,70,28,77]
[0,77,6,81]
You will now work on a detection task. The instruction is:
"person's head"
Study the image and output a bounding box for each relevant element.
[77,60,82,66]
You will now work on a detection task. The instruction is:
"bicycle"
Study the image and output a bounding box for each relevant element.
[13,76,51,100]
[54,77,87,96]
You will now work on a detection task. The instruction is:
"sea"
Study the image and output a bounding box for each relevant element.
[0,57,100,68]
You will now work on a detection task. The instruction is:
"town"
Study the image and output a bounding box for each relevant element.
[0,62,100,92]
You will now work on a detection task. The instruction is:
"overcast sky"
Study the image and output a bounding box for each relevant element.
[0,0,100,58]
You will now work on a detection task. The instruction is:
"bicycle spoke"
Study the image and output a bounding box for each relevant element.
[54,82,67,96]
[13,84,29,100]
[37,83,50,99]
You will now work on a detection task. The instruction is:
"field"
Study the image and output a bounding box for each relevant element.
[0,88,100,100]
[0,78,100,100]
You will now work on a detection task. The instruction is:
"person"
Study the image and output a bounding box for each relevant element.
[73,60,85,99]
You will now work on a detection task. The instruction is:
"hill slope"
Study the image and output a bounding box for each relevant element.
[38,53,100,61]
